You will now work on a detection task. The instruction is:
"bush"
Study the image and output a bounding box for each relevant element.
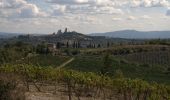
[71,50,80,55]
[120,59,128,64]
[0,80,16,100]
[64,49,71,56]
[0,73,25,100]
[114,69,124,79]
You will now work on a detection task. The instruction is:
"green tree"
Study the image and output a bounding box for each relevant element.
[101,53,112,75]
[57,42,61,49]
[36,43,47,54]
[15,41,24,47]
[66,41,69,48]
[97,44,101,48]
[107,42,110,48]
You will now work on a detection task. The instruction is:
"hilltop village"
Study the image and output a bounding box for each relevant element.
[16,28,119,49]
[4,28,145,56]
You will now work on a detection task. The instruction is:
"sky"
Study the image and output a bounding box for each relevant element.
[0,0,170,34]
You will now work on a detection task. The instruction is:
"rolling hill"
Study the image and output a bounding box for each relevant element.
[90,30,170,39]
[0,32,21,38]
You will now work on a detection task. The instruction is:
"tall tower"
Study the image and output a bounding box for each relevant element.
[64,28,67,33]
[57,29,62,35]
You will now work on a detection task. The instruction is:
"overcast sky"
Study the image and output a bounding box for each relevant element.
[0,0,170,34]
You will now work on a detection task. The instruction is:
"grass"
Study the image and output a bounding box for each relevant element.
[66,55,170,84]
[16,55,70,67]
[10,44,170,84]
[66,55,104,72]
[117,51,170,66]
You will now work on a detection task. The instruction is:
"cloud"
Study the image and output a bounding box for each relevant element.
[0,0,47,18]
[129,0,170,8]
[1,0,170,34]
[17,4,46,18]
[127,16,136,20]
[141,15,151,19]
[112,18,122,21]
[46,0,170,16]
[95,7,123,15]
[47,0,114,6]
[61,14,102,25]
[166,9,170,16]
[127,15,151,20]
[51,5,66,16]
[1,0,170,18]
[47,0,89,5]
[47,0,123,15]
[0,2,3,7]
[0,0,26,8]
[47,0,170,8]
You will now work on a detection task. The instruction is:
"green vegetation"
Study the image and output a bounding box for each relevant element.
[0,64,170,100]
[83,45,170,56]
[101,53,113,75]
[146,39,170,45]
[16,55,70,67]
[118,51,170,66]
[1,42,170,84]
[1,40,170,99]
[0,80,15,100]
[66,55,103,72]
[0,73,25,100]
[0,41,34,65]
[66,55,170,84]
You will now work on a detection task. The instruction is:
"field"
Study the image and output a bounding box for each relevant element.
[1,43,170,99]
[9,44,170,84]
[66,54,170,84]
[118,51,170,66]
[16,55,70,67]
[0,65,169,100]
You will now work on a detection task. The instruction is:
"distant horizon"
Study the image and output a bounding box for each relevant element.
[1,29,170,35]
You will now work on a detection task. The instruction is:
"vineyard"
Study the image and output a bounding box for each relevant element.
[0,64,170,100]
[82,45,170,56]
[119,51,170,66]
[0,43,170,99]
[15,55,70,67]
[66,55,170,84]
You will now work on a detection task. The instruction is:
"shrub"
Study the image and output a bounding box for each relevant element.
[71,50,80,55]
[0,73,25,100]
[0,80,16,100]
[114,69,124,79]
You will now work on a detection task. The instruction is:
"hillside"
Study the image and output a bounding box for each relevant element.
[90,30,170,39]
[0,36,170,99]
[1,30,146,46]
[1,65,170,100]
[40,31,94,41]
[0,32,20,38]
[7,30,143,48]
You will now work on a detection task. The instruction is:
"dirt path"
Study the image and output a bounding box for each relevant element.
[57,57,75,69]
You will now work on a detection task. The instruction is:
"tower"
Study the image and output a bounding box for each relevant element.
[64,28,67,33]
[57,29,62,35]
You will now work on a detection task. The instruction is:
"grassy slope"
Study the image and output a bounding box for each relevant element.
[11,44,170,84]
[66,55,170,84]
[16,55,70,67]
[117,51,170,66]
[66,55,103,72]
